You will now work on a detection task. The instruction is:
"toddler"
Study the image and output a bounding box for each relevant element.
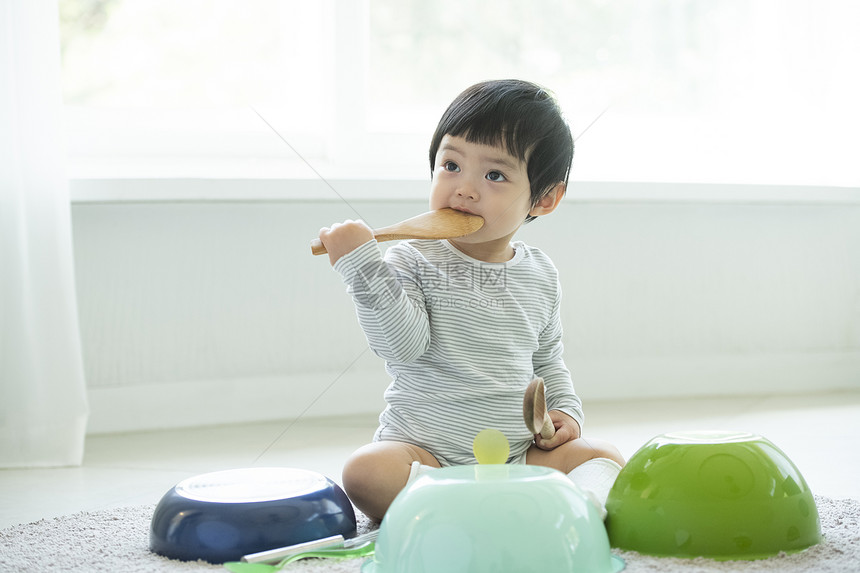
[318,79,625,521]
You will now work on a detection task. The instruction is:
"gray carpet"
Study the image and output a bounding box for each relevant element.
[1,497,858,572]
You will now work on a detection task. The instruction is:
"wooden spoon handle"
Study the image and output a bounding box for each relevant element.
[311,208,483,255]
[310,238,328,256]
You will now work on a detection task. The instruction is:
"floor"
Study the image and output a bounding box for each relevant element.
[2,390,859,529]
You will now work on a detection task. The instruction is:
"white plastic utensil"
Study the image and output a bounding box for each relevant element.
[241,529,378,564]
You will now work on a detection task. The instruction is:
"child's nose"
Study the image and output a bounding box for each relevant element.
[456,183,478,201]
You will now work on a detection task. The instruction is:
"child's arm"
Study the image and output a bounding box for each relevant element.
[532,283,584,449]
[325,230,431,363]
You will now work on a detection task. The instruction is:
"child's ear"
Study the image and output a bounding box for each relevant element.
[528,182,566,217]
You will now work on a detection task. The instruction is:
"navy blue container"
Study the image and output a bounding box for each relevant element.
[149,467,356,563]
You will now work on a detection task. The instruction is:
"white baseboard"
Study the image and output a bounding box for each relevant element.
[86,370,387,435]
[86,352,860,435]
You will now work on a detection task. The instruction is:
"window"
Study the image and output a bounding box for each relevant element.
[61,0,860,186]
[61,0,335,178]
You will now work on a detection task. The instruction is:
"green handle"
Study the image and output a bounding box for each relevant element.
[224,542,375,572]
[279,542,375,566]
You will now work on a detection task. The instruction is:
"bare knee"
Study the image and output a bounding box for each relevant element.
[579,437,626,467]
[342,451,387,521]
[527,436,625,474]
[342,441,438,521]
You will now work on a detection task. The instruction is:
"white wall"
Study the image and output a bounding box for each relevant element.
[71,181,860,434]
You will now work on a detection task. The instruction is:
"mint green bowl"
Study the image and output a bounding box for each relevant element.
[606,431,821,560]
[362,465,624,573]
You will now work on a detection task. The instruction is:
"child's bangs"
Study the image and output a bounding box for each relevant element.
[456,117,536,163]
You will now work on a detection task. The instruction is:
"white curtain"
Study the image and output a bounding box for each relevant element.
[0,0,89,466]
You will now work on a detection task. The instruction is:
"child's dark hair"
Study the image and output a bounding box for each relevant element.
[429,79,574,222]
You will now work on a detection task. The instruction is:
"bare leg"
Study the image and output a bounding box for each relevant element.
[342,441,441,521]
[525,436,625,473]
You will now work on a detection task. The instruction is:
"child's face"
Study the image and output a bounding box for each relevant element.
[429,135,534,259]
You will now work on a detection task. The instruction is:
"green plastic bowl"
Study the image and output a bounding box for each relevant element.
[606,431,821,560]
[362,464,624,573]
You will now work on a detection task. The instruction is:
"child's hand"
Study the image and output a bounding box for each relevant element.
[533,410,582,451]
[318,219,375,265]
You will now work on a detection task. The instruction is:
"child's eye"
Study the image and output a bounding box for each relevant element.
[442,161,460,173]
[486,170,507,182]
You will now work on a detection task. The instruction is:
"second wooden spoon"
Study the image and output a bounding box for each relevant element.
[523,377,555,439]
[311,208,484,255]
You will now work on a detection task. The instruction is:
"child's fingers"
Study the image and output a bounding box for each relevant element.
[535,423,576,450]
[534,432,559,450]
[318,220,375,265]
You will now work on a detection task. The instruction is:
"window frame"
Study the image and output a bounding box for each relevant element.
[62,0,860,198]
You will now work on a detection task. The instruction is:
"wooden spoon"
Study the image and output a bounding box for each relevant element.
[523,377,555,439]
[311,208,484,255]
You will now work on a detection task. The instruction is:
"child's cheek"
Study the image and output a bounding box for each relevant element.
[428,187,448,210]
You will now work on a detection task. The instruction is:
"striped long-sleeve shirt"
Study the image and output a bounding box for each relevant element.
[334,238,584,466]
